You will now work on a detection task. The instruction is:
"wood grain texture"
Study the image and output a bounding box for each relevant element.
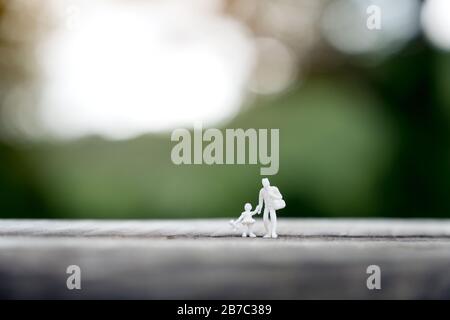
[0,219,450,299]
[2,218,450,237]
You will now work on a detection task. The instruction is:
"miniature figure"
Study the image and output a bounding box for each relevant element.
[230,203,260,237]
[257,178,285,238]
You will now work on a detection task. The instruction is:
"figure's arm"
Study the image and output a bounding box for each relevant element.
[235,213,245,224]
[251,206,260,216]
[257,189,263,214]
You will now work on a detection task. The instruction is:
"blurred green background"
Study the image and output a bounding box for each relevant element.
[0,0,449,219]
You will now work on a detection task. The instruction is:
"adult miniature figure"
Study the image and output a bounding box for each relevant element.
[230,203,260,237]
[257,178,285,238]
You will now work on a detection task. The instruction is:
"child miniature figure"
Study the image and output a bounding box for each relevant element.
[230,203,260,237]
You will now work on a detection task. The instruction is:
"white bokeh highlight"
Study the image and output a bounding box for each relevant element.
[421,0,450,51]
[38,0,255,139]
[321,0,420,56]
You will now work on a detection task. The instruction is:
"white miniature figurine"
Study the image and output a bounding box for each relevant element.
[257,178,285,238]
[230,203,260,237]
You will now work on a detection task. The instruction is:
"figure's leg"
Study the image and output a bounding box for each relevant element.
[248,224,256,238]
[270,209,278,238]
[263,208,271,238]
[242,225,248,237]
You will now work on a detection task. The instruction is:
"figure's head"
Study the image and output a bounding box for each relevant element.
[244,203,252,211]
[262,178,270,188]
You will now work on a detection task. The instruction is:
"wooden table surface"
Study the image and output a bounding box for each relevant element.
[1,218,450,299]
